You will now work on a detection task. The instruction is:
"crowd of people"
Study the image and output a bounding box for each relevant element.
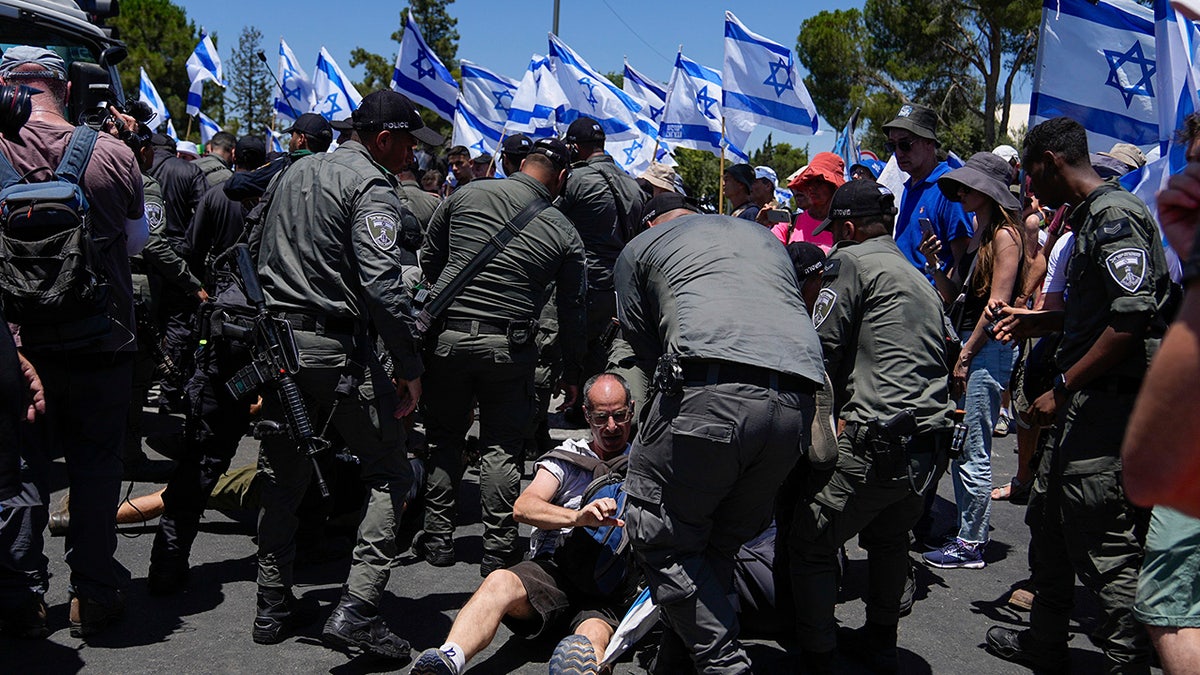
[0,38,1199,675]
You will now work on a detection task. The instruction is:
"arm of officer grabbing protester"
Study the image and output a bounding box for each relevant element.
[987,300,1064,344]
[514,467,625,530]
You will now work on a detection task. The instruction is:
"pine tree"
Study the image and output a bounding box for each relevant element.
[226,26,273,137]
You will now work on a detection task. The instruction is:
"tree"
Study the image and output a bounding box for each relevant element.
[348,0,459,139]
[749,134,809,186]
[797,0,1040,154]
[226,26,273,137]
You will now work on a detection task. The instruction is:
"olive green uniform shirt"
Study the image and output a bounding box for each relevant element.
[420,172,587,376]
[813,235,954,433]
[193,153,233,188]
[557,154,646,291]
[257,140,423,380]
[397,179,440,230]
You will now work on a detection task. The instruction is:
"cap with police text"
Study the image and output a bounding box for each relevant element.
[882,103,939,143]
[331,90,445,146]
[565,117,604,144]
[814,179,897,235]
[786,241,827,280]
[282,113,333,144]
[640,192,696,227]
[0,46,66,81]
[502,134,533,158]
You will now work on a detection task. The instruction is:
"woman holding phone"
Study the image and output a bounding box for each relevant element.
[917,152,1026,570]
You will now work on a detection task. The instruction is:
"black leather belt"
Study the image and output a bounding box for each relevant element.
[442,318,510,335]
[275,311,359,336]
[680,361,816,395]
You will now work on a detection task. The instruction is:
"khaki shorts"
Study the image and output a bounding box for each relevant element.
[501,558,628,639]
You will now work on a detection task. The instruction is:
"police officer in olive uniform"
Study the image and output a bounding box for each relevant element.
[417,138,587,576]
[790,179,954,673]
[557,117,646,422]
[615,207,823,674]
[252,91,441,662]
[985,117,1168,674]
[193,131,235,187]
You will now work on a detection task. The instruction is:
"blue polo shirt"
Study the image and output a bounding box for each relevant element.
[894,162,972,279]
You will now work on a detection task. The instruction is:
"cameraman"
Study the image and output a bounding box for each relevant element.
[0,46,146,639]
[789,180,954,672]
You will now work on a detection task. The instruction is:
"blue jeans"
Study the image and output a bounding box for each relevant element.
[952,334,1014,545]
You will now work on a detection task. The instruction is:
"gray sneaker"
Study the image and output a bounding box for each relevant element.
[410,647,458,675]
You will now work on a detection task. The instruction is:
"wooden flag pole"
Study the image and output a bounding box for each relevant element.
[185,114,193,140]
[718,117,726,214]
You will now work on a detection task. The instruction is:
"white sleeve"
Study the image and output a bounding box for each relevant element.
[124,215,149,255]
[1042,232,1074,295]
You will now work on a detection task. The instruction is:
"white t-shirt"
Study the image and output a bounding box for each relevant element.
[527,438,605,558]
[1042,231,1075,296]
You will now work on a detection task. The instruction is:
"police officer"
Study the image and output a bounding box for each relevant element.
[558,117,646,423]
[224,113,332,203]
[984,117,1168,674]
[251,90,439,662]
[500,133,532,177]
[417,138,586,576]
[789,179,953,673]
[193,131,235,187]
[395,163,440,230]
[614,206,823,673]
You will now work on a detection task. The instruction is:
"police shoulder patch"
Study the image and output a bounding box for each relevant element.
[364,212,398,250]
[812,288,838,328]
[823,259,841,278]
[145,200,165,232]
[1096,218,1132,244]
[1105,247,1146,293]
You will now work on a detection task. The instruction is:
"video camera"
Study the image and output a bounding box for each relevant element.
[67,44,127,130]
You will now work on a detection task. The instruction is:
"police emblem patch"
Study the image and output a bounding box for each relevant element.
[364,212,397,250]
[812,288,837,327]
[145,201,165,232]
[1105,247,1145,293]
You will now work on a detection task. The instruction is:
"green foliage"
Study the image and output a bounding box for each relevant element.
[749,134,809,187]
[109,0,222,135]
[226,26,272,137]
[797,0,1040,155]
[672,148,721,209]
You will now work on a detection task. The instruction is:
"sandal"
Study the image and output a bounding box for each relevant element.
[991,477,1031,503]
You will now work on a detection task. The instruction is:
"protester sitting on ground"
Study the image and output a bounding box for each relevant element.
[410,373,640,675]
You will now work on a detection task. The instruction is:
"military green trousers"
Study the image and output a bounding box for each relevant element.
[421,328,537,558]
[1027,388,1151,672]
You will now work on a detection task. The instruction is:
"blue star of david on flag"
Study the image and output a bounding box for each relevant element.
[622,139,644,165]
[649,105,664,123]
[282,75,304,104]
[470,139,488,155]
[763,57,794,97]
[492,89,514,112]
[411,47,438,80]
[578,76,599,109]
[695,85,719,119]
[1103,41,1156,107]
[318,93,342,121]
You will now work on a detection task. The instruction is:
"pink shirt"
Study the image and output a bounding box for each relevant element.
[772,211,833,252]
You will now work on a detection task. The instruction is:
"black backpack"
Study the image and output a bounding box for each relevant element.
[0,126,111,349]
[539,448,638,598]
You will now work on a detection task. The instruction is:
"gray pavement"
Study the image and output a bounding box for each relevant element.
[1,405,1133,674]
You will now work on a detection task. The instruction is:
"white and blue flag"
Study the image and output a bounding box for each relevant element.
[660,51,748,162]
[623,60,674,164]
[548,34,655,175]
[312,47,361,122]
[832,108,861,180]
[393,15,459,122]
[1030,0,1157,149]
[198,112,221,145]
[186,32,224,116]
[138,67,169,129]
[452,61,518,156]
[166,119,179,142]
[275,38,315,124]
[267,129,286,154]
[722,11,820,141]
[505,53,569,140]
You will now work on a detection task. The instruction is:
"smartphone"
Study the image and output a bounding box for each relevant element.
[766,208,792,223]
[918,217,935,238]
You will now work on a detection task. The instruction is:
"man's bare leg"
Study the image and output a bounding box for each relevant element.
[1148,626,1200,675]
[572,617,616,660]
[443,569,536,664]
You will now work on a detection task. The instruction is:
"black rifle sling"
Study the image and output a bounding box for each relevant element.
[424,196,551,319]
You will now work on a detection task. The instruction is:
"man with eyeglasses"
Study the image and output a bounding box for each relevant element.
[411,373,639,675]
[883,104,972,280]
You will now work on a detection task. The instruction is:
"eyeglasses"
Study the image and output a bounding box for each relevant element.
[884,138,918,154]
[585,408,632,425]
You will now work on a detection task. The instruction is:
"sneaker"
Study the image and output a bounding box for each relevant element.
[410,647,458,675]
[993,411,1012,437]
[550,634,598,675]
[921,538,985,569]
[985,626,1069,673]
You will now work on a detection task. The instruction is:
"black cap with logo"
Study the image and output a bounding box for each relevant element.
[813,179,897,235]
[331,90,445,146]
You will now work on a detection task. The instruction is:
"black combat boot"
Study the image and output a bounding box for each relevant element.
[321,591,412,662]
[865,621,900,673]
[252,587,318,645]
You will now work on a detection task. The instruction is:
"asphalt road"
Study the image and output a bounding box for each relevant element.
[2,406,1137,674]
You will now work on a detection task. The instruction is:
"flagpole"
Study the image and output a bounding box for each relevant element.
[185,115,193,140]
[718,116,726,214]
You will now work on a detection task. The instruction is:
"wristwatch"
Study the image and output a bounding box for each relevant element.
[1053,373,1072,397]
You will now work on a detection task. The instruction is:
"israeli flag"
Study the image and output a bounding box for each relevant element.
[660,51,749,162]
[452,61,518,156]
[506,53,569,140]
[393,15,459,122]
[138,68,169,129]
[276,38,315,124]
[722,11,820,140]
[1030,0,1157,149]
[1154,2,1200,168]
[267,129,285,154]
[166,119,179,142]
[198,112,221,145]
[186,32,224,116]
[548,34,656,175]
[623,60,675,165]
[832,108,861,180]
[312,47,361,122]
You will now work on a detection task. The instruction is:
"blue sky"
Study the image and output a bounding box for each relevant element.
[174,0,865,154]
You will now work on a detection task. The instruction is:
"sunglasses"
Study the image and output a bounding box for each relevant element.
[884,138,919,154]
[585,408,632,425]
